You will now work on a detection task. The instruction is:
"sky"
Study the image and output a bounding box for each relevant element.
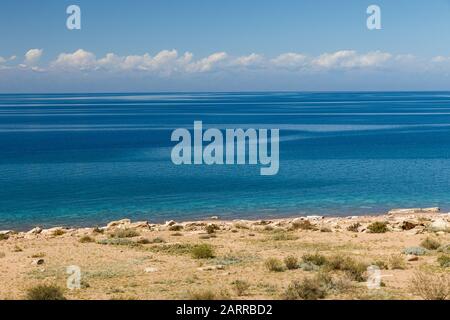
[1,0,450,92]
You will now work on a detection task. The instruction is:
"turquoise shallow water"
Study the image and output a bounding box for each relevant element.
[1,92,450,229]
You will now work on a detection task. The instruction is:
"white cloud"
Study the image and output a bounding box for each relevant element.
[313,50,391,69]
[0,56,5,64]
[232,53,264,67]
[24,49,43,65]
[49,49,228,75]
[271,53,307,68]
[52,49,97,70]
[186,52,228,72]
[432,56,450,63]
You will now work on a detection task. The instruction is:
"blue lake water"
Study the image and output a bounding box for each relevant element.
[1,92,450,229]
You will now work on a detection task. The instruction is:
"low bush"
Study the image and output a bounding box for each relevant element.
[231,280,251,296]
[79,236,95,243]
[205,224,220,234]
[191,244,215,259]
[26,284,66,300]
[291,220,317,231]
[420,237,441,250]
[264,258,285,272]
[389,254,406,270]
[302,253,328,266]
[347,223,361,232]
[404,247,428,256]
[283,276,327,300]
[284,256,299,270]
[437,255,450,268]
[409,271,449,300]
[109,229,140,238]
[367,221,389,234]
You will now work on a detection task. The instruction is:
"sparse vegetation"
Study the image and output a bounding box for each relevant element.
[13,245,23,252]
[284,256,299,270]
[109,229,140,238]
[168,225,183,231]
[0,234,9,240]
[283,275,327,300]
[347,223,361,232]
[191,244,215,259]
[92,227,104,234]
[265,258,285,272]
[188,289,229,300]
[367,221,388,234]
[372,260,388,270]
[325,255,367,282]
[302,253,328,266]
[136,238,151,244]
[26,284,66,300]
[291,220,317,231]
[79,235,95,243]
[320,227,332,233]
[52,229,65,236]
[206,224,220,234]
[97,238,137,246]
[271,231,298,241]
[437,255,450,268]
[410,271,450,300]
[150,237,165,244]
[404,246,428,256]
[231,280,251,296]
[31,252,45,258]
[421,237,441,250]
[389,254,406,270]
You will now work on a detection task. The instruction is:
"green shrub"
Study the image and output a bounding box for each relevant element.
[191,244,215,259]
[109,229,140,238]
[79,236,95,243]
[26,285,66,300]
[421,237,441,250]
[92,227,104,234]
[437,255,450,268]
[367,221,388,233]
[52,229,65,236]
[168,225,183,231]
[404,246,428,256]
[231,280,251,296]
[347,223,361,232]
[206,224,220,234]
[302,253,328,266]
[0,234,9,241]
[283,276,327,300]
[284,256,299,270]
[325,255,367,282]
[264,258,285,272]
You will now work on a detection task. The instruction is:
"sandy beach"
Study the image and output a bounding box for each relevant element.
[0,208,449,300]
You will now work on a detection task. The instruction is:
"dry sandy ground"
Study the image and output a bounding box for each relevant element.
[0,210,449,300]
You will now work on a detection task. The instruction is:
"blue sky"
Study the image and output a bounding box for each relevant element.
[1,0,450,92]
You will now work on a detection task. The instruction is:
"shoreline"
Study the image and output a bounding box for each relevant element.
[0,206,448,300]
[0,207,444,233]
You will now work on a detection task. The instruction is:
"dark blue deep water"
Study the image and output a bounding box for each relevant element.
[1,92,450,229]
